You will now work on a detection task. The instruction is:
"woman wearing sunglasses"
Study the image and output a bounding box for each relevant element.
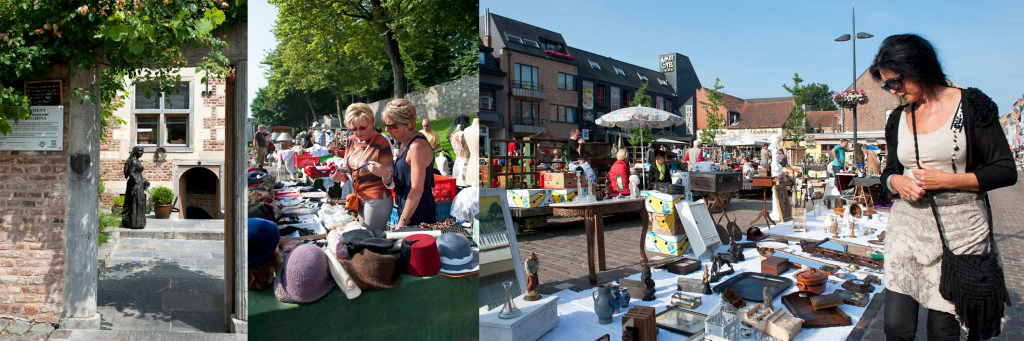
[381,98,436,227]
[873,34,1014,340]
[332,103,395,232]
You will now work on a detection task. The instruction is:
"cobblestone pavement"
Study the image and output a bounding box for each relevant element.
[0,317,57,340]
[517,180,1024,340]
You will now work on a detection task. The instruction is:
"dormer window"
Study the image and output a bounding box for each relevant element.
[507,34,524,44]
[657,78,669,86]
[589,60,601,69]
[638,73,648,82]
[729,112,741,126]
[522,38,540,48]
[614,66,625,76]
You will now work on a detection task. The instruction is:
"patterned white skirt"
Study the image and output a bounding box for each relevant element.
[884,190,993,323]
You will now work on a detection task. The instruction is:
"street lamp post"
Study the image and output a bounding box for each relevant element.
[835,0,872,164]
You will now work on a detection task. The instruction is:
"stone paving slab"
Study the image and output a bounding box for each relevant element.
[117,217,224,240]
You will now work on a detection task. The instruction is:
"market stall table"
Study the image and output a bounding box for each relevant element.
[550,198,645,285]
[250,274,478,340]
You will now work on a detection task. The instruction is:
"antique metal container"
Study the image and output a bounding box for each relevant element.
[690,172,742,193]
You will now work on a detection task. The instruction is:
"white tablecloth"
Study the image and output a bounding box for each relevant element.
[540,244,885,341]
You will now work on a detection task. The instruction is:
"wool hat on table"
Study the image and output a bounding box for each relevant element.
[404,234,441,277]
[436,232,479,276]
[274,243,336,303]
[247,218,279,267]
[340,248,400,290]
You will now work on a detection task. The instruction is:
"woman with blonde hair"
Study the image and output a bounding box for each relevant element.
[607,148,631,197]
[381,98,436,227]
[332,103,395,232]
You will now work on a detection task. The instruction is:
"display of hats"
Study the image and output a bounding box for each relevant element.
[247,218,279,267]
[275,243,336,303]
[341,249,400,290]
[404,234,441,277]
[275,132,293,142]
[247,169,269,186]
[436,232,479,276]
[342,229,394,253]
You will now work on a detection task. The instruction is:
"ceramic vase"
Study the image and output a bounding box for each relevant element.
[609,284,622,313]
[620,287,630,308]
[592,285,615,324]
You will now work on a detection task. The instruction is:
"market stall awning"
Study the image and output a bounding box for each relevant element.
[716,132,769,146]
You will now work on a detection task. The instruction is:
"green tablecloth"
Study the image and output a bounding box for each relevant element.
[249,274,479,340]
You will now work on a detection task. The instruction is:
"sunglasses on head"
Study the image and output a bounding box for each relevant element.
[881,74,904,91]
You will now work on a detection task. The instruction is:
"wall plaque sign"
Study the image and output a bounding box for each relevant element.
[24,80,63,106]
[0,105,64,151]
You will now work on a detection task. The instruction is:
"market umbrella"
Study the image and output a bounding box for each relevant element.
[596,106,686,190]
[596,106,686,299]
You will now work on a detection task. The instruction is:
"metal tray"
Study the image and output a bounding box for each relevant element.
[711,271,793,302]
[782,291,852,327]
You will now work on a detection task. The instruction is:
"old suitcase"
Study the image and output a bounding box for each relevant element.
[690,172,742,193]
[810,293,844,310]
[761,256,790,276]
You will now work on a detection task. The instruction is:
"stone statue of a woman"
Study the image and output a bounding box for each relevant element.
[122,146,147,229]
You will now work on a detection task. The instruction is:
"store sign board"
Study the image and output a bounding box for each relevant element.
[0,106,64,151]
[660,54,675,73]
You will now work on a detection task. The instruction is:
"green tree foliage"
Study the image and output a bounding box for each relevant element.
[782,73,838,140]
[628,81,654,145]
[0,1,245,135]
[699,78,726,146]
[262,0,477,125]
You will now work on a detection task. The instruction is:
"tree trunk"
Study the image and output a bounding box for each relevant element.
[335,94,343,125]
[370,0,407,98]
[304,93,315,126]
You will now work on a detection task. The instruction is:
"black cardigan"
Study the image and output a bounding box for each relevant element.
[880,87,1017,197]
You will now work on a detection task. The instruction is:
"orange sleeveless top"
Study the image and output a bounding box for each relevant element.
[346,134,394,201]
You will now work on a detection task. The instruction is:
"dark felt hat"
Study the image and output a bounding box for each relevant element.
[340,249,400,290]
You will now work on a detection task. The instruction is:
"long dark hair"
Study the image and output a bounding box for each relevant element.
[869,34,947,87]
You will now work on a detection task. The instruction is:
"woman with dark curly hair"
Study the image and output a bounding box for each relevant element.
[873,34,1014,340]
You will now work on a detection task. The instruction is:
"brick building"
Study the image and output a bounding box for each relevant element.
[693,87,795,142]
[99,67,227,219]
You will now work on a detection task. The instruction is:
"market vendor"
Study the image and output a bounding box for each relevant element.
[862,145,881,176]
[648,150,671,183]
[607,149,631,196]
[830,139,849,174]
[382,98,437,227]
[873,34,1015,340]
[332,103,395,232]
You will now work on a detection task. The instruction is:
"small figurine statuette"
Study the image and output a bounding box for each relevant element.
[641,262,656,301]
[763,287,773,310]
[701,265,713,294]
[523,253,541,301]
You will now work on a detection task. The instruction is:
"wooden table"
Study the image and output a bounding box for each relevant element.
[509,206,553,233]
[550,198,645,285]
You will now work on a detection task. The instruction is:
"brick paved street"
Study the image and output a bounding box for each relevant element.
[517,179,1024,340]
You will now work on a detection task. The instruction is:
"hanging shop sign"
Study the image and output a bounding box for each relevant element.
[582,80,594,110]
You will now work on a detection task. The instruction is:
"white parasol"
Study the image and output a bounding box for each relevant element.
[595,106,686,189]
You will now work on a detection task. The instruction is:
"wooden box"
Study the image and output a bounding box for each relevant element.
[690,172,742,192]
[761,256,789,276]
[479,295,559,341]
[659,257,701,275]
[619,279,647,299]
[752,176,774,187]
[622,306,657,341]
[810,293,844,310]
[539,172,578,189]
[650,212,685,235]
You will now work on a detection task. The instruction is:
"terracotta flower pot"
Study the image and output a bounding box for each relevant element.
[154,204,173,219]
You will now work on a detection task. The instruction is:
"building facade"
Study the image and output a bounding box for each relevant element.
[100,67,227,219]
[479,41,507,141]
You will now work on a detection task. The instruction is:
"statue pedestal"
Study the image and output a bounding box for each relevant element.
[480,295,559,341]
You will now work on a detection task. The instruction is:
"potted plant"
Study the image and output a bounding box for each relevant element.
[111,195,125,214]
[148,186,175,219]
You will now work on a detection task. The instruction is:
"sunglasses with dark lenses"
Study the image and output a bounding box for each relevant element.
[881,74,904,91]
[385,122,402,130]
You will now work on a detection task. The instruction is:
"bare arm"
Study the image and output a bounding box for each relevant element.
[397,139,433,227]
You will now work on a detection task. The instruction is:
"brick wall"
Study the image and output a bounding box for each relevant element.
[0,68,71,324]
[99,159,174,184]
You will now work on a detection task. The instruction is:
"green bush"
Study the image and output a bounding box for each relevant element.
[112,195,125,207]
[98,211,120,245]
[148,186,174,206]
[99,180,106,194]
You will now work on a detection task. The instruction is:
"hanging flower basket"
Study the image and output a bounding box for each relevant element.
[833,89,869,109]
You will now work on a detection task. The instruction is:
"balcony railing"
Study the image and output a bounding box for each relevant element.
[511,80,545,100]
[513,115,543,126]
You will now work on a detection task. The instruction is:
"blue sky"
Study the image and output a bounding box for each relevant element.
[247,0,278,117]
[481,0,1024,113]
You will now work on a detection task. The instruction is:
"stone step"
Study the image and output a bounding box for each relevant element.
[116,228,224,241]
[54,329,245,340]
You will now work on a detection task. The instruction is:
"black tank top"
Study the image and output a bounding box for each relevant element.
[395,135,436,225]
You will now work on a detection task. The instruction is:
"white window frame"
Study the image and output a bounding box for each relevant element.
[589,60,601,69]
[480,96,493,111]
[614,66,625,76]
[638,73,648,82]
[132,80,194,153]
